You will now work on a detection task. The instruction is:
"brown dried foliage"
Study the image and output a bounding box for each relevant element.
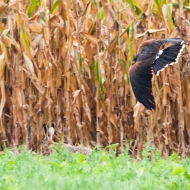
[0,0,190,157]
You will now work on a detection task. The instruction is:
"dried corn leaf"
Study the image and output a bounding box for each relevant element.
[0,80,5,117]
[43,26,50,45]
[9,0,19,10]
[23,53,35,74]
[133,102,144,131]
[0,51,6,117]
[29,22,44,33]
[0,2,7,11]
[80,32,98,45]
[1,35,12,47]
[0,51,6,79]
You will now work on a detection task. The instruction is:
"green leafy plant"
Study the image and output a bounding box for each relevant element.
[0,145,190,190]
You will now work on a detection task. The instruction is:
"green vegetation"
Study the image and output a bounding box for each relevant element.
[1,144,190,190]
[0,0,190,157]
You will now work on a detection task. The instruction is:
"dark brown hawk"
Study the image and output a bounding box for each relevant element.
[129,38,185,110]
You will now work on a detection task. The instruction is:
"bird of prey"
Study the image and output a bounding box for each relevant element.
[129,38,186,110]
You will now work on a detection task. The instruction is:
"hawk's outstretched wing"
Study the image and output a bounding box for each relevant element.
[129,57,156,110]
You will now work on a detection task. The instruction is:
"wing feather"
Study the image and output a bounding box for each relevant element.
[153,42,185,75]
[129,58,155,110]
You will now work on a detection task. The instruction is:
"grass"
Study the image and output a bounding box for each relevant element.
[0,144,190,190]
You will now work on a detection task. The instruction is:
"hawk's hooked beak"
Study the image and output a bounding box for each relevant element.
[132,55,138,65]
[131,60,135,65]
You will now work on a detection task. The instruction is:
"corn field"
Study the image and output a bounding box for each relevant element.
[0,0,190,157]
